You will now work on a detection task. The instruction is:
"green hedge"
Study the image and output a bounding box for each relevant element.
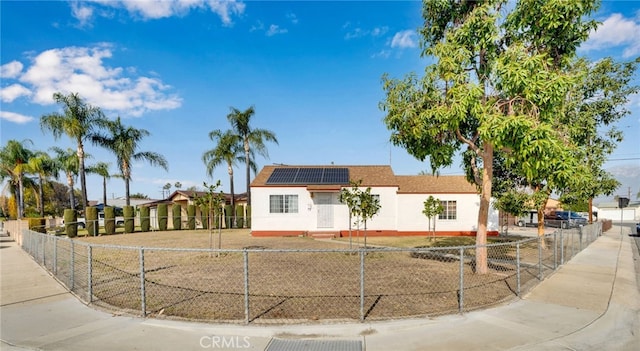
[187,205,196,230]
[86,206,98,236]
[123,206,134,233]
[225,205,233,228]
[64,209,77,238]
[158,204,168,231]
[140,206,150,232]
[28,217,46,233]
[104,206,115,235]
[172,204,182,230]
[235,205,244,228]
[200,205,209,230]
[246,205,251,228]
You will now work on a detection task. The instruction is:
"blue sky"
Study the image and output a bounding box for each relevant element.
[1,0,639,203]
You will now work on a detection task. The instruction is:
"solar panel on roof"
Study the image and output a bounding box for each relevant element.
[265,167,350,185]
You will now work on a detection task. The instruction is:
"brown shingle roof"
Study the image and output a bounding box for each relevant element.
[251,165,478,194]
[396,175,477,194]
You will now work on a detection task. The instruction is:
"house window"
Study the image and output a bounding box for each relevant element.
[270,195,298,213]
[439,200,457,220]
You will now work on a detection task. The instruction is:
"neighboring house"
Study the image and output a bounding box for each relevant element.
[594,201,639,221]
[250,165,500,237]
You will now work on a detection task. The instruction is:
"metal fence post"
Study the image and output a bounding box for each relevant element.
[360,249,365,322]
[139,248,146,317]
[560,229,564,265]
[88,246,93,303]
[243,250,250,324]
[553,231,557,269]
[538,236,543,280]
[40,234,45,265]
[53,236,57,275]
[579,226,583,252]
[70,240,75,290]
[459,247,464,313]
[516,243,521,297]
[138,247,147,317]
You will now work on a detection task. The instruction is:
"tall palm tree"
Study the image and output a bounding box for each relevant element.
[92,117,169,206]
[50,147,80,210]
[0,139,33,219]
[202,129,256,213]
[40,92,109,214]
[26,151,58,217]
[226,106,278,206]
[86,162,111,207]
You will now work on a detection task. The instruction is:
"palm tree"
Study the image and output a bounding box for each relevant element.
[86,162,111,207]
[26,151,58,217]
[0,139,33,218]
[202,129,256,216]
[40,92,109,214]
[92,117,169,206]
[50,147,80,210]
[226,106,278,206]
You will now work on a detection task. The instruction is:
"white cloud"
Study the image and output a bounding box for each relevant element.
[76,0,245,26]
[0,111,34,124]
[71,1,95,27]
[0,61,23,78]
[0,84,31,102]
[344,26,388,40]
[390,30,418,49]
[582,13,640,58]
[266,24,287,37]
[6,45,181,117]
[287,12,298,24]
[371,50,391,59]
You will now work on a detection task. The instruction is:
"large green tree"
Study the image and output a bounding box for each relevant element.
[92,117,169,206]
[381,0,597,273]
[40,92,109,214]
[0,139,34,219]
[226,106,278,206]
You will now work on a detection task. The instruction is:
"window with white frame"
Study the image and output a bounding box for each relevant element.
[270,195,299,213]
[439,200,457,220]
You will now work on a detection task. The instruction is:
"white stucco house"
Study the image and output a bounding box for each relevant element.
[250,165,499,237]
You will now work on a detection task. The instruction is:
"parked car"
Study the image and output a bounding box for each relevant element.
[516,210,539,227]
[544,211,587,229]
[62,212,124,229]
[636,223,640,235]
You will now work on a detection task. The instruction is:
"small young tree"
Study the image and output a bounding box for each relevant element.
[422,196,444,241]
[358,186,381,249]
[339,180,363,249]
[195,181,225,257]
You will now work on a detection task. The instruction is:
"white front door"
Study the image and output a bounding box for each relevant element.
[316,193,334,229]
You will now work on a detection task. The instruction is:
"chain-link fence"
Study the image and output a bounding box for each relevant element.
[20,223,602,324]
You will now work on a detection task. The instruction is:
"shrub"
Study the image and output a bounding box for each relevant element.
[158,204,168,231]
[86,206,99,236]
[123,206,134,233]
[235,205,244,228]
[225,205,233,228]
[172,204,182,230]
[246,205,251,228]
[104,206,115,235]
[187,205,196,230]
[140,206,150,232]
[64,209,77,238]
[200,205,209,230]
[28,217,46,233]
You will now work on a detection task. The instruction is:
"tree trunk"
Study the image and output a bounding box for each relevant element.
[77,142,88,213]
[103,177,108,207]
[38,174,45,217]
[67,174,76,211]
[588,198,593,223]
[17,173,24,219]
[475,144,493,275]
[228,164,235,228]
[125,178,131,206]
[245,139,251,206]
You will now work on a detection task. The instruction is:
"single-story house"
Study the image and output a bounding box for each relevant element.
[594,201,639,221]
[249,165,500,237]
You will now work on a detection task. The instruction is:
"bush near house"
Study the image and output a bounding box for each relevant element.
[28,217,46,233]
[246,205,251,228]
[200,205,209,230]
[225,205,233,228]
[140,206,150,232]
[158,204,168,231]
[86,206,98,236]
[104,206,116,235]
[172,204,182,230]
[123,206,134,233]
[64,209,77,238]
[236,205,244,228]
[187,205,196,230]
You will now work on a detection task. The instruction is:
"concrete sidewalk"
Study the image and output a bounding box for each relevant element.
[1,229,638,351]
